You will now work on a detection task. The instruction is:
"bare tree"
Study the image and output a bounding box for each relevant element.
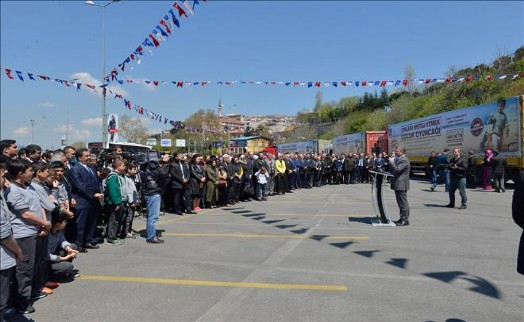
[119,115,149,144]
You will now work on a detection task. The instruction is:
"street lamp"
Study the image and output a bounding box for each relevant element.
[30,119,35,143]
[85,0,120,148]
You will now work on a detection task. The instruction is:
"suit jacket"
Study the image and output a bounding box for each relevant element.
[390,155,410,191]
[169,161,190,189]
[69,162,102,209]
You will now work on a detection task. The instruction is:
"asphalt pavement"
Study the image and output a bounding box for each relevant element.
[7,177,523,322]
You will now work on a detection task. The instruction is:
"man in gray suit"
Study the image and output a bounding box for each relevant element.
[390,146,411,226]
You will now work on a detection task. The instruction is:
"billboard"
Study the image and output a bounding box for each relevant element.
[388,97,521,158]
[107,114,119,144]
[277,140,319,154]
[332,132,364,155]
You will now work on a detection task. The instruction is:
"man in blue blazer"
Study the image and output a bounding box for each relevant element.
[69,148,104,250]
[390,146,411,226]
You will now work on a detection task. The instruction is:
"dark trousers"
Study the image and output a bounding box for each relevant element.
[275,174,286,194]
[48,244,78,278]
[12,236,37,308]
[173,187,191,213]
[106,204,124,239]
[75,202,99,246]
[518,231,524,275]
[31,235,48,297]
[394,190,410,221]
[356,166,363,182]
[493,172,505,192]
[1,267,14,315]
[449,177,467,206]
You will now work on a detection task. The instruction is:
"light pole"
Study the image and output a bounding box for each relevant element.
[85,0,120,148]
[30,119,35,143]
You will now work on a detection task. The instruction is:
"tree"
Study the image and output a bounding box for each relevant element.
[118,115,149,144]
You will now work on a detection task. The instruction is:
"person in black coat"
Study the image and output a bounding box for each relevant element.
[512,177,524,275]
[168,153,194,215]
[446,148,468,209]
[491,151,507,193]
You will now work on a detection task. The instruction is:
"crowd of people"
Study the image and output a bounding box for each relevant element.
[1,137,522,319]
[0,139,394,318]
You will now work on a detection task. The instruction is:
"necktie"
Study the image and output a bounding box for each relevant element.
[180,163,185,179]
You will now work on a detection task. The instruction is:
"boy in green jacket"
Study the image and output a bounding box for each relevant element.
[104,159,128,245]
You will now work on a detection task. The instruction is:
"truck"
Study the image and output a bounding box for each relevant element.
[386,95,523,180]
[331,131,386,156]
[275,140,331,155]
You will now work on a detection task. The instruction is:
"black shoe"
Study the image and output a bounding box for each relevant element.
[17,304,36,314]
[146,237,164,244]
[84,243,99,249]
[31,291,47,301]
[445,204,455,208]
[77,246,88,253]
[175,211,183,216]
[395,220,410,226]
[430,187,435,192]
[458,205,467,209]
[186,210,197,214]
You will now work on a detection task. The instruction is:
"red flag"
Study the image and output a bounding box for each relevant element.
[294,82,299,87]
[315,81,321,87]
[153,81,159,86]
[402,79,408,86]
[4,68,14,79]
[445,77,452,83]
[362,81,367,86]
[85,84,95,89]
[380,80,387,87]
[177,81,183,87]
[465,75,473,82]
[341,81,347,86]
[486,75,493,80]
[425,78,431,84]
[174,3,188,18]
[37,75,50,81]
[149,34,160,47]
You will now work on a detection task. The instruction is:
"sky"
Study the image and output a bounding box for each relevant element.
[1,0,523,149]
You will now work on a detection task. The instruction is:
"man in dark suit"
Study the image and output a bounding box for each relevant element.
[390,146,411,226]
[68,148,104,251]
[169,153,194,215]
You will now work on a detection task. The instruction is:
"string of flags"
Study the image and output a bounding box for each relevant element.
[104,0,206,84]
[0,67,221,135]
[112,74,524,89]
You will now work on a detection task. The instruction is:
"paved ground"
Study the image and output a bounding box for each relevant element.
[7,178,523,322]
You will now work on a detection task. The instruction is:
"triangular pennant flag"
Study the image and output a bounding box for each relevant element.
[28,73,35,80]
[149,34,160,47]
[160,20,171,34]
[15,71,24,81]
[193,0,200,10]
[3,68,14,79]
[182,1,194,15]
[156,25,169,38]
[174,2,188,18]
[169,9,181,28]
[152,29,164,42]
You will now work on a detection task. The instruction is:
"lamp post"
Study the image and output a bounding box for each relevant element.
[85,0,120,148]
[30,119,35,143]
